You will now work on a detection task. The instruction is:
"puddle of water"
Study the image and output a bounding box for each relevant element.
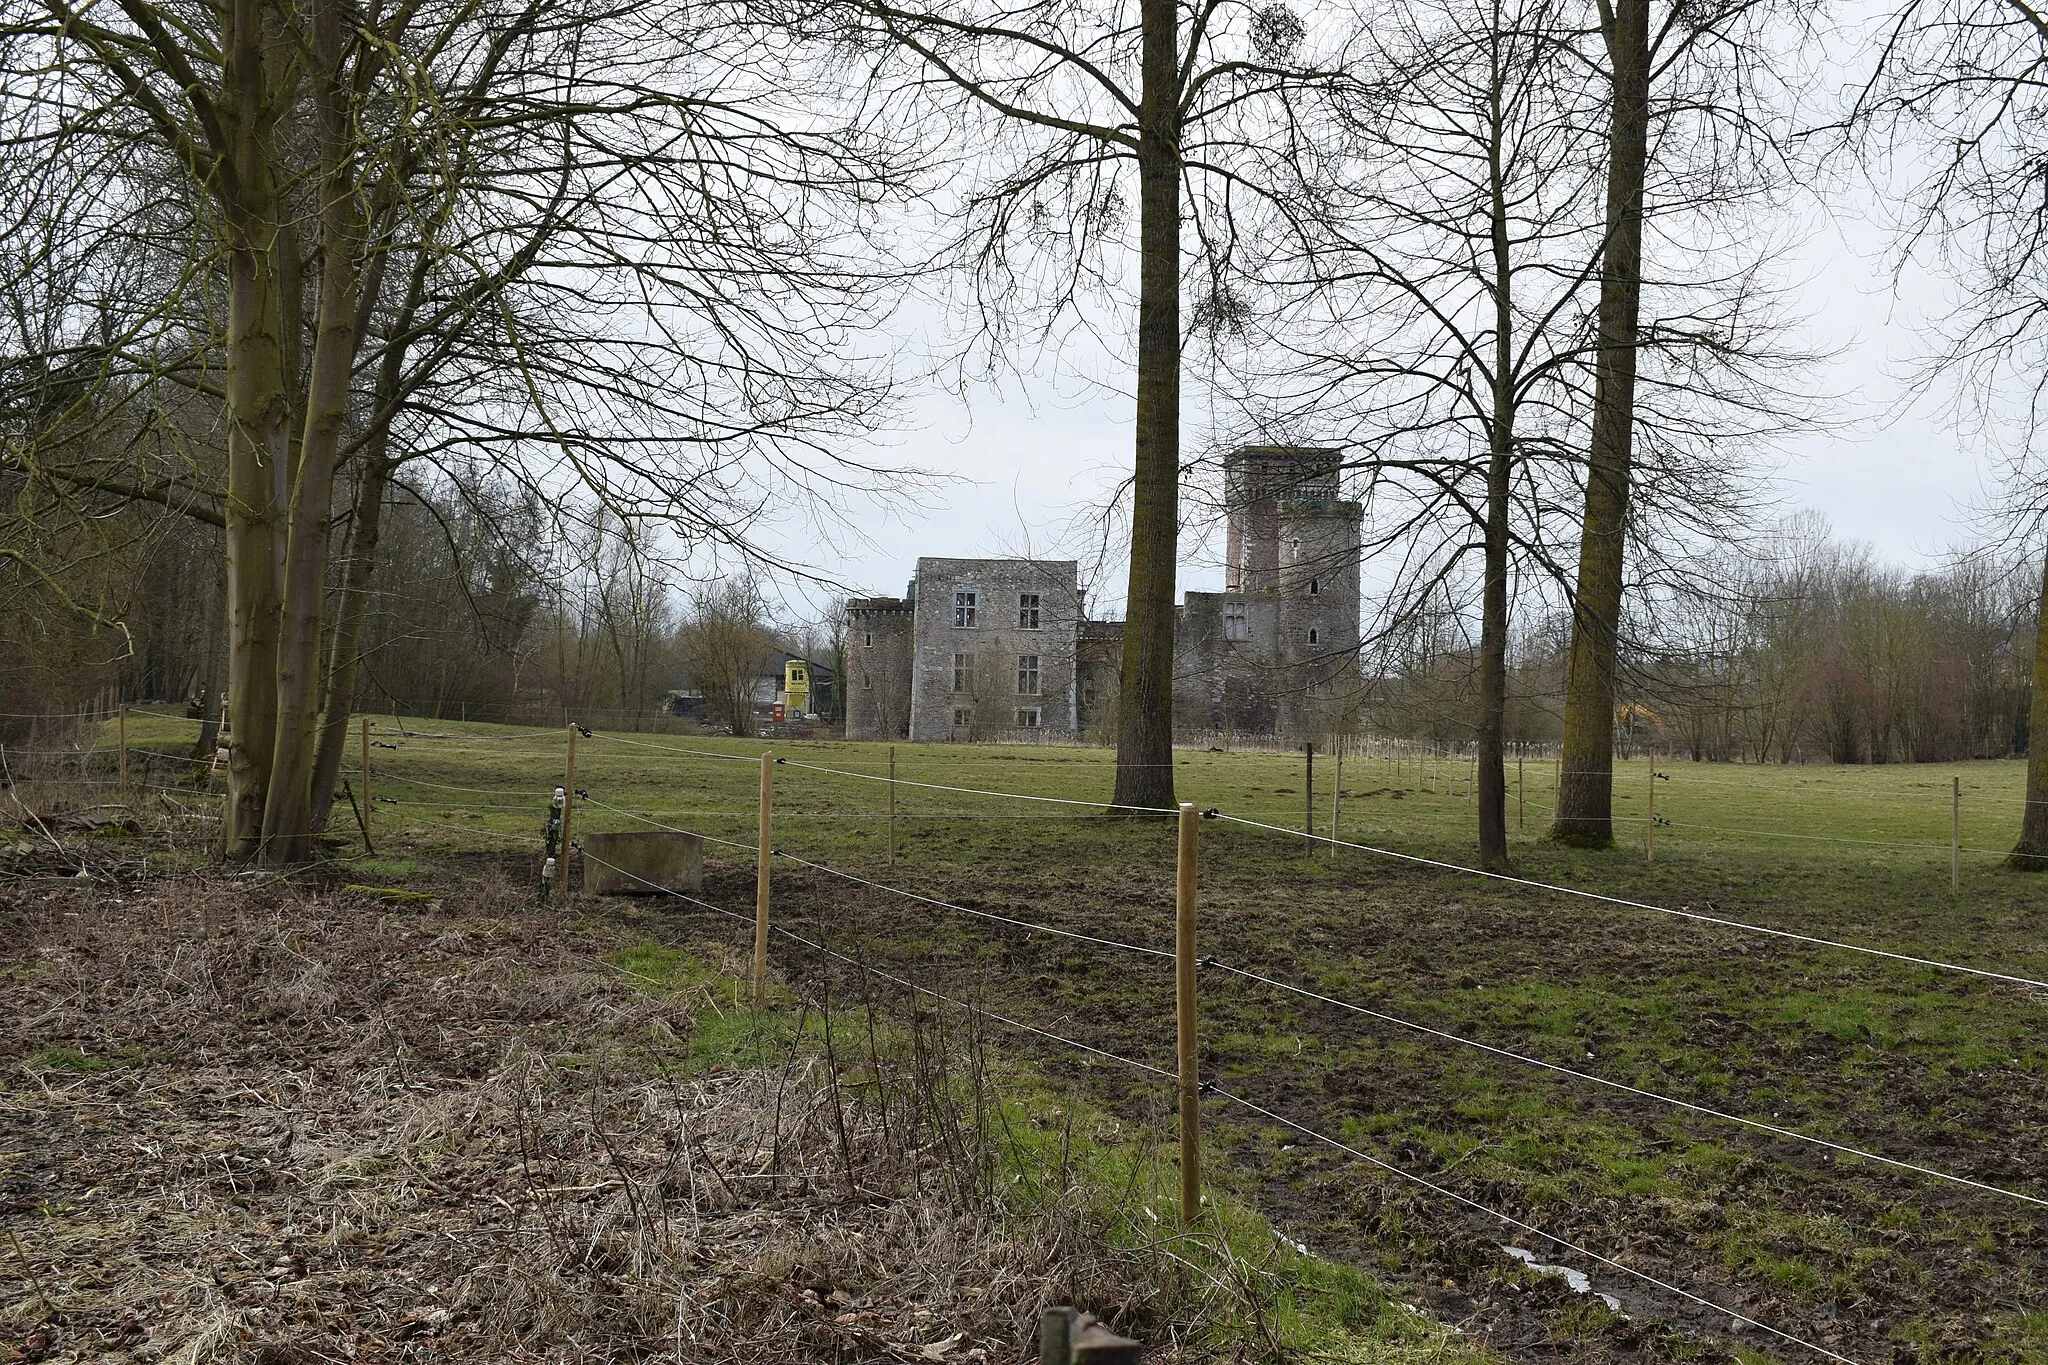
[1501,1245,1623,1313]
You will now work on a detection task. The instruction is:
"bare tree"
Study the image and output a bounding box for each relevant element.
[1550,0,1806,845]
[680,577,774,737]
[1224,0,1606,868]
[1215,0,1802,867]
[1853,0,2048,862]
[817,0,1345,808]
[0,0,916,858]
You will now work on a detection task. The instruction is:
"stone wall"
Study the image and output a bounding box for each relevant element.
[1076,620,1124,744]
[907,557,1080,742]
[1175,592,1283,737]
[1187,446,1365,741]
[1271,499,1365,738]
[1225,446,1343,592]
[844,598,915,740]
[844,453,1362,747]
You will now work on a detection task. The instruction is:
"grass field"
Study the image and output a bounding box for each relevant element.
[100,705,2048,869]
[76,712,2048,1360]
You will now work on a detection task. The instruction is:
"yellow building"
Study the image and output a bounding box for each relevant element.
[783,659,811,717]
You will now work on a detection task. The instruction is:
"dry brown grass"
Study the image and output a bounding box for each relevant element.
[0,872,1223,1365]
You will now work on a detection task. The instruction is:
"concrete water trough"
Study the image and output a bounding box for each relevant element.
[581,830,703,895]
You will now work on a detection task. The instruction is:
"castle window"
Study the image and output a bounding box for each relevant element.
[863,631,872,647]
[953,707,972,727]
[1224,612,1248,642]
[1309,578,1319,595]
[1082,681,1096,706]
[1307,627,1320,645]
[953,590,978,627]
[1016,654,1040,695]
[953,652,971,692]
[1015,707,1041,728]
[862,673,872,690]
[1018,593,1041,628]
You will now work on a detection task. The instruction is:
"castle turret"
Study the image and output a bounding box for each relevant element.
[844,597,915,739]
[1180,446,1363,740]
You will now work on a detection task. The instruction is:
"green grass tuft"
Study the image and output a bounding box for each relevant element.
[24,1045,114,1072]
[341,883,435,903]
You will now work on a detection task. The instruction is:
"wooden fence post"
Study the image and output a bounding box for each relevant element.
[1175,801,1200,1227]
[556,725,577,897]
[887,744,897,867]
[1303,742,1314,845]
[1517,746,1524,830]
[1646,766,1656,864]
[1952,776,1962,894]
[1039,1307,1072,1365]
[117,704,128,805]
[754,752,773,1005]
[361,717,373,839]
[1646,768,1669,864]
[1331,735,1343,854]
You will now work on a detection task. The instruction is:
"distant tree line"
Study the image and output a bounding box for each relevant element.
[1365,520,2038,767]
[0,469,819,743]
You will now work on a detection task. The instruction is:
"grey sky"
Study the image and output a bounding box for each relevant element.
[756,4,2003,620]
[778,218,1985,620]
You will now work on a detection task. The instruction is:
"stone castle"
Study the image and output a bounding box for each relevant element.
[844,446,1362,743]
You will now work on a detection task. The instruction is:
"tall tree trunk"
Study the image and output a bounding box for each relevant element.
[1478,62,1514,873]
[309,230,416,833]
[220,0,286,858]
[1477,415,1512,869]
[309,448,392,832]
[261,0,360,862]
[1551,0,1649,848]
[2011,535,2048,866]
[192,533,227,763]
[1111,0,1181,812]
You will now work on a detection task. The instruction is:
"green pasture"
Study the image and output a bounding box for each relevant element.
[99,707,2048,988]
[88,709,2048,1357]
[105,703,2048,888]
[96,706,2048,996]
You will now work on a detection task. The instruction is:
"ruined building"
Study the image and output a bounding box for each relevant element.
[1176,446,1364,738]
[845,559,1100,742]
[844,447,1362,743]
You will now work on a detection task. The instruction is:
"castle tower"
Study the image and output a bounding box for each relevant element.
[844,596,915,739]
[1194,446,1363,738]
[1224,446,1344,593]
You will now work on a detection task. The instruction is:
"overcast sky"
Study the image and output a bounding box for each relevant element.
[755,8,2005,622]
[775,233,1987,617]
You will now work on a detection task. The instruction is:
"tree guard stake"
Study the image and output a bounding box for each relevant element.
[556,725,577,898]
[754,751,773,1004]
[1176,801,1201,1226]
[1952,776,1962,894]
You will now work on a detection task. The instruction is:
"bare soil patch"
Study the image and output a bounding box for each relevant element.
[738,842,2048,1364]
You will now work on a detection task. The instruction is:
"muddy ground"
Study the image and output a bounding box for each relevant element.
[734,834,2048,1364]
[7,828,2045,1364]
